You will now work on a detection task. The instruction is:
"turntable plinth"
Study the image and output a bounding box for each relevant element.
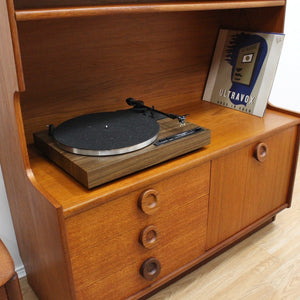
[34,118,210,188]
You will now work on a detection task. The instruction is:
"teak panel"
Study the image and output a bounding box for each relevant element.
[206,126,298,249]
[65,164,209,299]
[14,0,210,9]
[0,1,75,299]
[17,6,285,144]
[28,101,300,217]
[14,1,285,21]
[1,0,298,299]
[13,0,285,10]
[17,11,217,144]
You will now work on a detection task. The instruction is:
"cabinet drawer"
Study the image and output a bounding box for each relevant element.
[65,162,209,299]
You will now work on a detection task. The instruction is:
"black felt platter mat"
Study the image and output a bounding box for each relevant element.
[51,109,160,156]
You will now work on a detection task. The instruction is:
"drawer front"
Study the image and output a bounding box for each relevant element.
[65,162,209,299]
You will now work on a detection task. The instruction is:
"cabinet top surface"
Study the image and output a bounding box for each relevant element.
[28,101,299,217]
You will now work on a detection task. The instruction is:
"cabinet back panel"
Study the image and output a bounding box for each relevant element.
[17,7,284,144]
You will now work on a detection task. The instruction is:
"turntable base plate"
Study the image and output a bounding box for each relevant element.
[34,118,210,189]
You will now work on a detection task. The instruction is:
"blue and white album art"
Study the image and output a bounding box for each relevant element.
[225,32,268,106]
[203,29,284,117]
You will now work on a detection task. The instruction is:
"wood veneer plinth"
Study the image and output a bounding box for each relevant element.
[33,118,210,188]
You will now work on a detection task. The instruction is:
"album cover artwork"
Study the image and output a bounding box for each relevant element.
[203,29,284,117]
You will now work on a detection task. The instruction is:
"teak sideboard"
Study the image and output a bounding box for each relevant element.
[0,0,299,299]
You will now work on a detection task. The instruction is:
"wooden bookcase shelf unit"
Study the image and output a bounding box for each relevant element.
[1,0,300,299]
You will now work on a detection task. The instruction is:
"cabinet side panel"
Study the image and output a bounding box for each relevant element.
[0,2,74,299]
[6,0,25,90]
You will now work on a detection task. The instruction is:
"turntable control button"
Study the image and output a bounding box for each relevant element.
[138,189,160,215]
[139,225,160,249]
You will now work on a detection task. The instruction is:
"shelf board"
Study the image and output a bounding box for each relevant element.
[15,0,285,21]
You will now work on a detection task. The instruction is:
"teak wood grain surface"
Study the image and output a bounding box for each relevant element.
[29,102,299,217]
[33,119,210,188]
[148,156,300,300]
[19,162,300,299]
[1,0,300,299]
[207,126,297,248]
[0,1,75,299]
[17,6,285,144]
[65,165,209,298]
[14,1,285,21]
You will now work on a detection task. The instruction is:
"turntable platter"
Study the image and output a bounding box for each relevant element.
[51,109,160,156]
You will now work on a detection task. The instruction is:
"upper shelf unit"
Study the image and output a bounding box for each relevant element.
[15,0,285,21]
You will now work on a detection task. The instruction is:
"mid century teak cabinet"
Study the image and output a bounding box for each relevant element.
[0,0,299,299]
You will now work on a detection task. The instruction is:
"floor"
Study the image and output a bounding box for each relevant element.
[20,157,300,300]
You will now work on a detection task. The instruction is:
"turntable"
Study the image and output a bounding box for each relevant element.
[34,98,210,188]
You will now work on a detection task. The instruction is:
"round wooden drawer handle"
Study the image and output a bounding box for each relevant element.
[140,257,161,281]
[139,225,160,249]
[138,189,160,215]
[254,142,269,162]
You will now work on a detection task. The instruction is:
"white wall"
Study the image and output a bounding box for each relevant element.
[0,1,299,278]
[269,1,300,112]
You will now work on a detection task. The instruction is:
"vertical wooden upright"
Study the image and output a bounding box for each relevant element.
[0,2,74,299]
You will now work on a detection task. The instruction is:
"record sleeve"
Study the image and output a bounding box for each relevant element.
[203,29,284,117]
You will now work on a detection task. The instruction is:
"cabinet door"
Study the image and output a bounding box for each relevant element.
[206,126,298,249]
